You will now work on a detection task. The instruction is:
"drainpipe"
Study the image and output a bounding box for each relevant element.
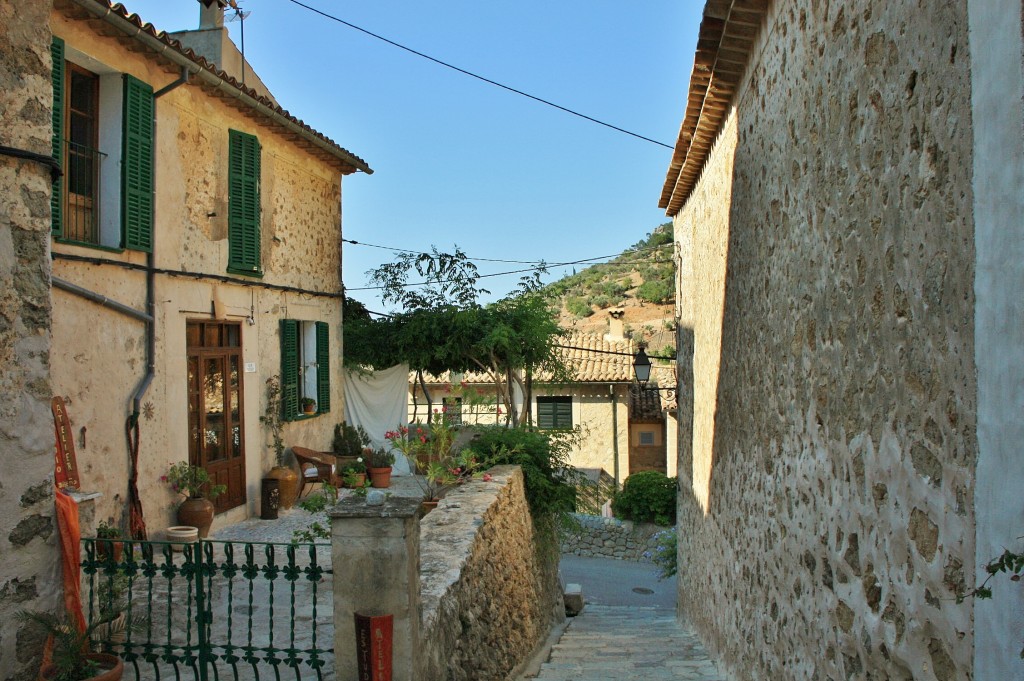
[52,277,152,323]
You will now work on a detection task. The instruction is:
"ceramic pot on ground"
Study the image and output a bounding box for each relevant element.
[177,497,214,537]
[40,652,123,681]
[265,465,299,509]
[166,525,199,551]
[368,466,392,488]
[420,499,439,516]
[96,539,123,562]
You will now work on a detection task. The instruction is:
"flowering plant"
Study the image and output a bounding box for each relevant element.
[340,456,365,474]
[163,462,226,500]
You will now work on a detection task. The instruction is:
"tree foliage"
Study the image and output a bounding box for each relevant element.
[345,246,570,425]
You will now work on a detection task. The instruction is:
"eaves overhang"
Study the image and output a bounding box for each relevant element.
[57,0,373,175]
[659,0,770,215]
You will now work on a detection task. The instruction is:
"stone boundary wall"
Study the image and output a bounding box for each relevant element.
[560,513,665,562]
[419,465,561,681]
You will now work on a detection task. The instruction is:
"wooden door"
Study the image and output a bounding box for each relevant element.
[187,322,246,513]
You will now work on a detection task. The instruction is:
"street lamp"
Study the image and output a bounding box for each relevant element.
[632,345,652,387]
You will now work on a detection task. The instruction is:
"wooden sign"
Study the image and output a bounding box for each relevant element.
[52,396,80,490]
[355,613,393,681]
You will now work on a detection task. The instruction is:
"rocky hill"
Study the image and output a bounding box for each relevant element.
[542,223,677,356]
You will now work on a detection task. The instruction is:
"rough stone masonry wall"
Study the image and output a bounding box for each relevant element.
[419,466,562,681]
[561,513,665,562]
[0,2,60,679]
[673,2,977,680]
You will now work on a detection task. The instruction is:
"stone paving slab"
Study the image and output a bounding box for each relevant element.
[530,606,726,681]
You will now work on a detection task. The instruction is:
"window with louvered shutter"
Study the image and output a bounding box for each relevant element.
[51,37,65,236]
[280,319,299,420]
[122,74,153,252]
[537,396,572,429]
[228,129,262,275]
[315,321,331,414]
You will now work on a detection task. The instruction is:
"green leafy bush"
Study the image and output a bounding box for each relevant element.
[611,471,677,525]
[565,297,593,318]
[644,529,678,580]
[636,280,674,304]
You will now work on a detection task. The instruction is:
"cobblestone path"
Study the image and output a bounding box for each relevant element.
[531,606,726,680]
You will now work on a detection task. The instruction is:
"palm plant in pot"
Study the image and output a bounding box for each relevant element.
[17,608,125,681]
[163,462,226,538]
[261,375,298,509]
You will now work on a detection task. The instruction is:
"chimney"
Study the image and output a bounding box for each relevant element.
[606,309,625,341]
[199,0,226,29]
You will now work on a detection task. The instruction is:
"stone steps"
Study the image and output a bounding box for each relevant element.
[531,606,726,681]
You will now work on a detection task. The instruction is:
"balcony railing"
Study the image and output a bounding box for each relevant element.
[62,140,104,244]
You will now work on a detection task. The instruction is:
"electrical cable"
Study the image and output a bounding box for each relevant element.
[342,237,673,264]
[284,0,673,149]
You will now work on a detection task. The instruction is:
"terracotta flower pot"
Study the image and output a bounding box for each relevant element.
[368,467,392,488]
[96,539,123,563]
[176,497,214,538]
[342,472,366,488]
[265,465,299,509]
[41,652,124,681]
[420,499,439,516]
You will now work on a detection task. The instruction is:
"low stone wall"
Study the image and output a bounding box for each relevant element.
[419,465,561,681]
[560,513,666,561]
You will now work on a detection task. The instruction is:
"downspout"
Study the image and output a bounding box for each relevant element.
[52,277,152,323]
[610,384,620,489]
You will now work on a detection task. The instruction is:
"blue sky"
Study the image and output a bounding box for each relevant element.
[120,0,702,312]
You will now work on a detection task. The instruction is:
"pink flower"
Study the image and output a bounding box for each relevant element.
[496,407,503,415]
[483,474,493,482]
[419,436,427,444]
[159,475,168,483]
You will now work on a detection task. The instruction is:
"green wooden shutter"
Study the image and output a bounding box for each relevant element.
[51,36,65,236]
[537,399,554,429]
[316,321,331,414]
[280,319,299,421]
[228,130,262,275]
[122,74,154,252]
[554,398,572,428]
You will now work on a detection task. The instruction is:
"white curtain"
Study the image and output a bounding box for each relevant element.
[343,364,412,475]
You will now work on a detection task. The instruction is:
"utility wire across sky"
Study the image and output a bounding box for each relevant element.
[285,0,675,149]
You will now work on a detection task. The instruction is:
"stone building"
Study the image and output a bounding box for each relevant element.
[409,332,678,488]
[661,1,1022,679]
[0,1,60,678]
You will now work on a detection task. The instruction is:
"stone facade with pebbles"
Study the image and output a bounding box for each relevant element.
[0,1,61,679]
[661,1,1024,679]
[418,466,562,681]
[560,513,665,562]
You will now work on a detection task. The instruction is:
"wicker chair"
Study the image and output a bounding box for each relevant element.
[291,447,338,498]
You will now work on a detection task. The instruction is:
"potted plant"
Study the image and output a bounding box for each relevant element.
[332,422,370,471]
[261,375,298,509]
[367,447,395,488]
[339,455,366,488]
[162,462,226,538]
[93,570,132,645]
[300,397,317,415]
[17,608,125,681]
[95,521,123,562]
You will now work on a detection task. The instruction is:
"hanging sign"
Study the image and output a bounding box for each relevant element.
[52,396,80,490]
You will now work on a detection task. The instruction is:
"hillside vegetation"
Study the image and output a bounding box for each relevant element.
[541,223,676,355]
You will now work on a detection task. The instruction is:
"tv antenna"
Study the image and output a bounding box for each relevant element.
[225,1,252,87]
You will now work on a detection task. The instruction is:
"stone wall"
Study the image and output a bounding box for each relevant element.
[560,513,664,562]
[0,2,59,678]
[419,466,562,681]
[671,1,977,680]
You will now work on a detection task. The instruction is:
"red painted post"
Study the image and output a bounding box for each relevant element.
[355,613,393,681]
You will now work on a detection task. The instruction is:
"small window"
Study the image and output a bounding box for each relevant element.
[442,397,462,426]
[537,396,572,430]
[639,431,655,446]
[280,319,330,419]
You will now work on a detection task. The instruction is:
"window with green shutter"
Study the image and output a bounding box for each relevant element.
[280,319,331,420]
[537,396,572,429]
[228,129,262,276]
[122,74,154,252]
[51,36,65,236]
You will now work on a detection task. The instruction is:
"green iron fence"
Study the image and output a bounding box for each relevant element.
[82,537,333,681]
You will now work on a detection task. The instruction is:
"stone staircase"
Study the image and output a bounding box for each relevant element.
[530,606,726,680]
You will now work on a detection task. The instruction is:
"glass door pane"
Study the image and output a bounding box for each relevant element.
[203,356,226,463]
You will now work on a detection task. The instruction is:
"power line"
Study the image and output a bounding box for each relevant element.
[342,237,674,266]
[285,0,674,149]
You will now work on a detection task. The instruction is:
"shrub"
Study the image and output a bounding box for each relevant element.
[611,471,677,525]
[565,297,593,318]
[636,280,674,304]
[644,529,678,580]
